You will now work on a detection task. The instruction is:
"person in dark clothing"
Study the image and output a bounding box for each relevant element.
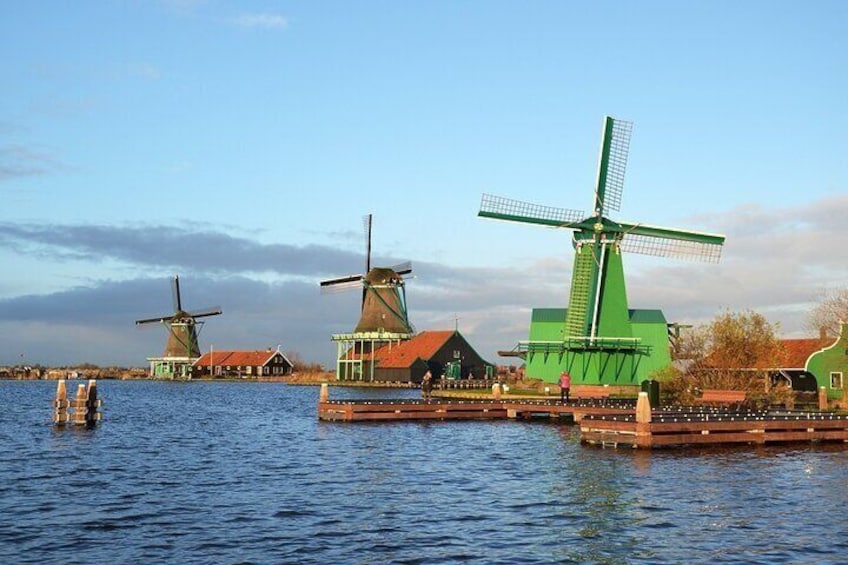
[421,370,433,401]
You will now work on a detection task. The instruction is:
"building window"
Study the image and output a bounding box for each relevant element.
[453,350,461,359]
[831,372,843,389]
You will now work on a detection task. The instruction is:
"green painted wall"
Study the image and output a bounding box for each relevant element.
[529,308,568,342]
[806,322,848,400]
[630,311,672,377]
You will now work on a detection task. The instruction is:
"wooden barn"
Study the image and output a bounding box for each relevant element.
[192,348,294,379]
[349,330,493,383]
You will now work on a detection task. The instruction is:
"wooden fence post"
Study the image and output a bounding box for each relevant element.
[819,386,828,411]
[636,391,652,424]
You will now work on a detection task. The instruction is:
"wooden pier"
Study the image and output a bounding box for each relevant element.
[317,387,848,449]
[318,397,636,422]
[580,409,848,448]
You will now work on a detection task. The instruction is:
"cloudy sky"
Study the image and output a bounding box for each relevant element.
[1,1,845,368]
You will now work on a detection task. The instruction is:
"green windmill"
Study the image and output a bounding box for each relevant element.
[479,116,725,385]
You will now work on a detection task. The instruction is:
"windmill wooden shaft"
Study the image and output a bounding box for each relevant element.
[479,116,725,385]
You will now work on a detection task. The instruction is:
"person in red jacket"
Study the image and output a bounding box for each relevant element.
[559,371,571,402]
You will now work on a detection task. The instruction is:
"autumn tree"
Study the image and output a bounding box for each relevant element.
[661,309,788,406]
[806,287,848,339]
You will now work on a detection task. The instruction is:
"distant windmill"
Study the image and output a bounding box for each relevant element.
[479,116,725,384]
[135,276,222,358]
[320,214,414,335]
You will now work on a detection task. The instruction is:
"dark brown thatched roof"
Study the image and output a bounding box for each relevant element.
[354,267,412,334]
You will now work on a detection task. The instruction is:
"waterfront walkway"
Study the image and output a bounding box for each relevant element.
[318,392,848,449]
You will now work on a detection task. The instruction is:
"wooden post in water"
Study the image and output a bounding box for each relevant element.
[58,380,102,427]
[53,379,69,425]
[492,383,501,400]
[71,383,88,426]
[319,383,329,403]
[819,386,828,411]
[85,380,100,427]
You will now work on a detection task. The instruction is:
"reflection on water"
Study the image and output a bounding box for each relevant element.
[1,381,847,564]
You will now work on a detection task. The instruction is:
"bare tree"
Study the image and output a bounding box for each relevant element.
[806,287,848,339]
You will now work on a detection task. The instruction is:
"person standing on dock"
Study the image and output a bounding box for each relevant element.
[422,370,433,401]
[559,371,571,403]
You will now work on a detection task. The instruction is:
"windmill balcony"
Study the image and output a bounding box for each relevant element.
[519,337,647,354]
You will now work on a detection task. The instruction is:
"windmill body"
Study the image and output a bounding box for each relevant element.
[320,215,414,381]
[479,116,725,385]
[135,276,221,379]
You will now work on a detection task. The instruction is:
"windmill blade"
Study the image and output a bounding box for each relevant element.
[593,116,632,216]
[363,213,372,273]
[617,221,725,263]
[320,279,363,294]
[135,314,175,325]
[478,194,586,228]
[389,261,412,276]
[171,275,182,312]
[320,273,365,288]
[187,306,222,318]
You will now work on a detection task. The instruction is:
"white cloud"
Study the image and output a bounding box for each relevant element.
[233,13,288,29]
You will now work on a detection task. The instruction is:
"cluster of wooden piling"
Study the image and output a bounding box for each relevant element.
[53,379,102,427]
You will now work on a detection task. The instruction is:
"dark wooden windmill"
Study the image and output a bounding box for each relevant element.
[136,276,222,359]
[320,214,414,335]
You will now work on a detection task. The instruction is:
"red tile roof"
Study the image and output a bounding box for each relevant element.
[375,330,455,368]
[780,338,827,369]
[194,350,289,367]
[350,330,455,368]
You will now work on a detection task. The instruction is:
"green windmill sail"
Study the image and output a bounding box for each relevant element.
[479,116,725,384]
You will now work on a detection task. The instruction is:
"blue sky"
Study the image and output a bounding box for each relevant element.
[1,1,846,367]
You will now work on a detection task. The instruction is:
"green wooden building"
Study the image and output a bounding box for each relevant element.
[806,322,848,401]
[522,308,671,385]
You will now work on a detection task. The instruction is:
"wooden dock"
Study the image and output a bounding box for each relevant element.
[318,397,636,422]
[580,409,848,448]
[317,388,848,449]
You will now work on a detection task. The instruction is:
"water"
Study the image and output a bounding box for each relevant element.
[1,380,847,564]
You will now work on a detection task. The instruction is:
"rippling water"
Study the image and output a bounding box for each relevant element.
[2,380,847,564]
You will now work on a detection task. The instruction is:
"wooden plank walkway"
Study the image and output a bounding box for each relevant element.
[580,410,848,448]
[318,390,848,449]
[318,398,637,422]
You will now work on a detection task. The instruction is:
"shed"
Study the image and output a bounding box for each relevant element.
[193,348,294,379]
[360,330,493,383]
